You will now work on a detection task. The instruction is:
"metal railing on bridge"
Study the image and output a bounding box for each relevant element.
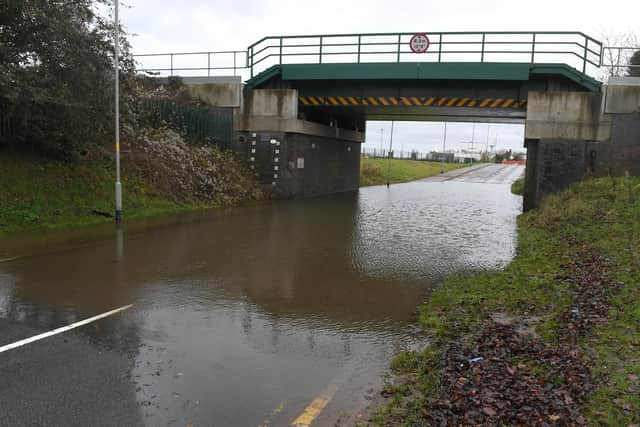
[134,32,626,81]
[246,31,603,77]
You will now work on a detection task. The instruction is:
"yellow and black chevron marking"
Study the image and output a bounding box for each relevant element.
[298,96,527,109]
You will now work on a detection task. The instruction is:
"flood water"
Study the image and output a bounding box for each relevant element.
[0,164,523,426]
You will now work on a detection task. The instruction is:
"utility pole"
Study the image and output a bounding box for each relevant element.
[386,121,395,187]
[379,128,384,158]
[114,0,122,222]
[441,121,447,173]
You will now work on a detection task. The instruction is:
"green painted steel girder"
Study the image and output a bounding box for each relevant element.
[247,62,601,92]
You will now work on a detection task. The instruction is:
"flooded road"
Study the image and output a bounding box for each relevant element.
[0,164,523,426]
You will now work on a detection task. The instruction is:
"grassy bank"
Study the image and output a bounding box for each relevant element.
[360,158,467,187]
[372,176,640,425]
[0,137,262,235]
[511,176,525,195]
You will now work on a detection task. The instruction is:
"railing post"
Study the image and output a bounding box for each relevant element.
[583,36,588,73]
[480,33,486,62]
[233,53,237,76]
[357,35,361,63]
[207,52,211,77]
[397,34,401,62]
[248,48,253,78]
[279,37,283,65]
[531,33,536,63]
[438,34,442,62]
[170,53,174,76]
[319,36,323,64]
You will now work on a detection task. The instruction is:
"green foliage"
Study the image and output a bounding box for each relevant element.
[360,158,466,187]
[0,0,135,158]
[511,176,525,195]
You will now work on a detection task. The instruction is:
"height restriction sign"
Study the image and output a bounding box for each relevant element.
[409,34,430,53]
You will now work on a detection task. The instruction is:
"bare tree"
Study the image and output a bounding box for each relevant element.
[600,31,640,79]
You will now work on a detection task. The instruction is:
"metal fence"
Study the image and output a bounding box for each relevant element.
[134,50,247,77]
[140,98,233,148]
[135,31,606,80]
[247,31,603,77]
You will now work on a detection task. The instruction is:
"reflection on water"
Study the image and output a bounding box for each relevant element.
[0,177,521,426]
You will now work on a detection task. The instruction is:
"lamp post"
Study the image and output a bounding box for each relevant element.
[386,121,395,187]
[441,121,447,173]
[114,0,123,222]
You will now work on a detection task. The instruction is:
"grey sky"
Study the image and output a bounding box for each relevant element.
[119,0,639,153]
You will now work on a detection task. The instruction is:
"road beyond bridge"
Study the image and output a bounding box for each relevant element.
[136,31,640,208]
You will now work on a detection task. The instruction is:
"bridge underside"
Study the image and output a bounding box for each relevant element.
[248,62,599,128]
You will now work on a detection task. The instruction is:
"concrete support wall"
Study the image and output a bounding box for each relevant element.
[233,131,361,198]
[524,81,640,210]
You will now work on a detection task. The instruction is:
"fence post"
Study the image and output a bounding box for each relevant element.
[531,33,536,63]
[583,36,588,73]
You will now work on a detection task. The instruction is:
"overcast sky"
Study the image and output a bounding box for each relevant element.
[119,0,639,153]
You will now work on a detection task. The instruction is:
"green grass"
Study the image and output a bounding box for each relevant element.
[360,158,467,187]
[372,176,640,425]
[511,176,525,195]
[0,152,203,235]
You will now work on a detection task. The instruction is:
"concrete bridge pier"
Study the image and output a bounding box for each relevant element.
[524,79,640,210]
[187,80,363,198]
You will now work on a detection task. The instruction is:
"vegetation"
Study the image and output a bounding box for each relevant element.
[360,158,466,187]
[372,176,640,425]
[511,176,525,195]
[0,130,263,236]
[1,0,135,158]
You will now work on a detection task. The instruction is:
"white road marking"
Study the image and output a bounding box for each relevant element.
[0,304,133,354]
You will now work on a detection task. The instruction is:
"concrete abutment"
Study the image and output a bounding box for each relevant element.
[524,78,640,210]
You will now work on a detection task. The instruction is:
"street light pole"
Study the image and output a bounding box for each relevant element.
[441,121,447,173]
[386,121,395,187]
[114,0,123,222]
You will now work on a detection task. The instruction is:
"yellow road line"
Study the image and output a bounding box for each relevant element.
[291,384,339,427]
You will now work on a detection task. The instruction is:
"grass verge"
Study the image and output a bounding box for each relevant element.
[511,176,525,195]
[360,158,467,187]
[0,148,260,236]
[371,176,640,425]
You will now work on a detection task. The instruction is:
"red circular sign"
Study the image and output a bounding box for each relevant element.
[409,33,430,53]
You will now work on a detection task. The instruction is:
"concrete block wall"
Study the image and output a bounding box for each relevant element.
[233,131,361,198]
